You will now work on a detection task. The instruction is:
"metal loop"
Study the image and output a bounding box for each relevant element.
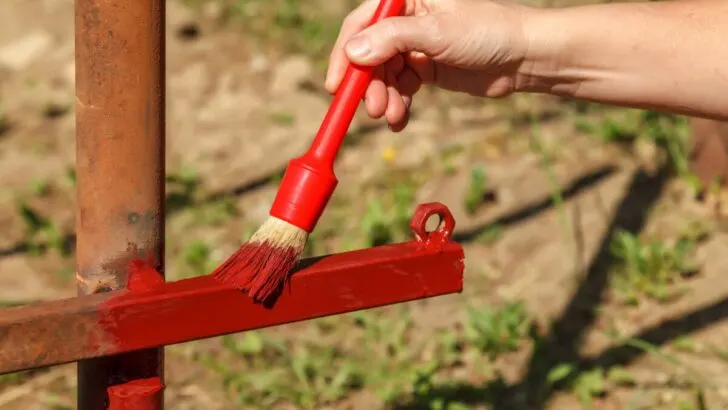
[409,202,456,250]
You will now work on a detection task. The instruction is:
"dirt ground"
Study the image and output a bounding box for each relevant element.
[1,0,728,409]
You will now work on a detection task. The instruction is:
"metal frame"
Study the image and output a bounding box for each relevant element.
[0,2,465,409]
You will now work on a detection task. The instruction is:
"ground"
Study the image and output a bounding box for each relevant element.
[0,0,728,409]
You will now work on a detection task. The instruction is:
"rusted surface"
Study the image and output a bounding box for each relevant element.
[75,0,165,407]
[108,377,164,410]
[0,203,464,376]
[0,292,115,374]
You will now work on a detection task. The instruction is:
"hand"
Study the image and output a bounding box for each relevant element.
[325,0,534,131]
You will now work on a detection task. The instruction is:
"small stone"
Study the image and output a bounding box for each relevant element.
[0,31,53,71]
[269,55,313,95]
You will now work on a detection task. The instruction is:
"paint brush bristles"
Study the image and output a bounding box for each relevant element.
[210,216,308,303]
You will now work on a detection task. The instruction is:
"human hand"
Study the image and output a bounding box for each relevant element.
[325,0,534,131]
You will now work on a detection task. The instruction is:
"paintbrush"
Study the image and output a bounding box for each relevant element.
[210,0,406,303]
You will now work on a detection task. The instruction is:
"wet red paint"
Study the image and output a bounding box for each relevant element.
[107,377,163,410]
[127,257,164,292]
[210,242,299,304]
[91,232,463,358]
[0,203,462,376]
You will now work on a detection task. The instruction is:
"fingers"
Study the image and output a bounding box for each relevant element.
[364,55,405,119]
[325,0,380,93]
[344,15,446,67]
[365,65,388,118]
[325,1,435,131]
[387,67,422,131]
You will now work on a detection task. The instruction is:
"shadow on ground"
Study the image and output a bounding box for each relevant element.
[394,166,728,409]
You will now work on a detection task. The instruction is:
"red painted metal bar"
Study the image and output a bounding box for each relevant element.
[0,203,464,376]
[75,0,166,408]
[107,378,164,410]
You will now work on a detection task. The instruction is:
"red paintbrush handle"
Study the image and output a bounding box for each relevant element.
[270,0,406,233]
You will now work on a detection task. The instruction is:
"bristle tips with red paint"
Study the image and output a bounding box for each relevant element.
[210,217,308,303]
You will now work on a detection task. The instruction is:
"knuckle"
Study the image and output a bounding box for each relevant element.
[420,14,450,50]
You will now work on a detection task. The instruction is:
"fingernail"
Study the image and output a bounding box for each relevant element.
[346,36,371,59]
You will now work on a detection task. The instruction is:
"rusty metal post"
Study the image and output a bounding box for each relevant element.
[75,0,165,408]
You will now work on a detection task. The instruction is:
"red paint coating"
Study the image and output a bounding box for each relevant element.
[211,243,299,304]
[107,377,164,410]
[270,0,405,233]
[128,258,165,292]
[0,203,463,376]
[409,203,456,251]
[93,238,463,359]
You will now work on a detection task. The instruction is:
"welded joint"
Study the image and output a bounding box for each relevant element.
[409,202,456,251]
[126,258,165,292]
[107,377,164,410]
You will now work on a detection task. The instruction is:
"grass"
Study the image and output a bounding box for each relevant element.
[609,228,701,305]
[464,301,531,361]
[197,302,538,409]
[463,164,491,215]
[359,181,416,247]
[16,200,67,257]
[184,0,345,68]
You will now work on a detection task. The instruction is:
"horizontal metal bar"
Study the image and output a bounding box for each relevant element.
[0,203,464,375]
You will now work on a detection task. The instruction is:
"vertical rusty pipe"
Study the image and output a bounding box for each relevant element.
[75,0,165,408]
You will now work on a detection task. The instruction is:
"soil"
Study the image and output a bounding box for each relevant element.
[1,0,728,409]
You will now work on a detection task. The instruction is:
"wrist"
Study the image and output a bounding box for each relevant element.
[514,7,581,95]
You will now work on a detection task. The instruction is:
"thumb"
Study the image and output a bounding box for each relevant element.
[344,15,445,66]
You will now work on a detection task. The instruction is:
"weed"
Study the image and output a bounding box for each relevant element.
[210,0,341,65]
[546,362,577,386]
[464,301,531,361]
[193,197,238,226]
[475,223,503,245]
[610,229,699,304]
[607,366,636,387]
[215,332,364,409]
[359,182,415,247]
[547,364,634,409]
[673,335,699,353]
[29,178,51,197]
[269,110,295,126]
[181,239,212,277]
[17,201,68,257]
[166,166,201,214]
[0,370,31,387]
[528,116,571,242]
[463,165,490,214]
[64,167,76,187]
[572,367,607,408]
[579,109,699,190]
[439,145,464,175]
[604,332,719,392]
